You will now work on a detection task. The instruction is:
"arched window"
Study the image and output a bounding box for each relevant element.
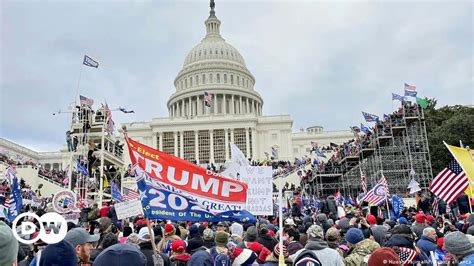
[237,76,240,86]
[224,74,227,83]
[196,75,199,85]
[221,50,223,55]
[190,76,193,86]
[231,75,234,84]
[202,74,206,84]
[210,73,213,83]
[217,74,220,83]
[199,51,201,57]
[185,79,188,88]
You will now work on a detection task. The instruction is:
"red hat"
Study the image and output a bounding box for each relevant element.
[426,215,435,222]
[165,224,175,235]
[368,247,401,266]
[437,237,445,251]
[367,215,377,225]
[171,239,186,253]
[268,230,275,237]
[136,219,146,226]
[415,213,426,223]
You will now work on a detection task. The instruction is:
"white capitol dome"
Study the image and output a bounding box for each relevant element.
[168,4,263,118]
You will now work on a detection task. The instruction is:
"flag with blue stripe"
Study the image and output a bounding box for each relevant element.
[360,123,370,134]
[362,112,379,122]
[392,93,405,102]
[315,148,326,158]
[8,174,23,222]
[112,182,123,202]
[83,55,99,68]
[76,160,89,177]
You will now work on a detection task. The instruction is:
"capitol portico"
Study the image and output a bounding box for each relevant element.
[124,2,353,165]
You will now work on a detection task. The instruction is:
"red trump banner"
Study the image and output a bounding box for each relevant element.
[126,137,248,212]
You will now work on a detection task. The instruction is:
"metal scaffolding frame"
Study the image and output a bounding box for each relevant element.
[311,102,433,198]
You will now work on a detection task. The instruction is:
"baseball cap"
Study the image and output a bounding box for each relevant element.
[64,228,100,247]
[138,227,151,241]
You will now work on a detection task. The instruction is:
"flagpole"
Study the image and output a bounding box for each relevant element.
[98,123,105,205]
[146,218,158,257]
[385,194,391,220]
[74,63,84,106]
[459,140,473,214]
[445,141,473,214]
[278,176,286,266]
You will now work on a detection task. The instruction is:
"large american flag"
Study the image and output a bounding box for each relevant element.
[204,91,213,107]
[429,160,468,204]
[404,83,417,92]
[122,187,139,201]
[80,95,94,107]
[359,176,389,206]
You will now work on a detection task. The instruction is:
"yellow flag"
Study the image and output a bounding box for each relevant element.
[103,176,109,188]
[444,142,474,196]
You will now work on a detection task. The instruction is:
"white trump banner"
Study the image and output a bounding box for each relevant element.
[115,200,143,220]
[239,166,273,215]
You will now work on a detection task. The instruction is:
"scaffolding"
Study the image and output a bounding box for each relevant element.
[310,101,433,198]
[67,104,124,204]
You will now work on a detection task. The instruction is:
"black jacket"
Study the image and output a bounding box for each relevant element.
[257,234,278,251]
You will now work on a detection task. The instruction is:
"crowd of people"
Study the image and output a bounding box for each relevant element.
[2,168,474,266]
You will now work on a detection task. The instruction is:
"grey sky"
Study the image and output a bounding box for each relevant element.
[1,0,472,152]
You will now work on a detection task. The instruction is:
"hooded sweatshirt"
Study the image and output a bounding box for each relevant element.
[290,238,345,266]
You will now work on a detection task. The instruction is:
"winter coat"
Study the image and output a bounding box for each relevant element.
[416,235,436,255]
[186,235,205,254]
[140,241,170,266]
[412,222,428,239]
[344,239,380,266]
[457,194,470,214]
[370,225,388,246]
[188,250,213,266]
[257,234,278,251]
[287,241,304,255]
[385,234,415,249]
[202,239,215,249]
[326,196,338,219]
[290,238,345,266]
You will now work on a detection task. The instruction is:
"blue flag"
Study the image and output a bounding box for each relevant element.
[392,93,405,102]
[83,55,99,68]
[362,112,379,122]
[383,114,390,121]
[76,160,89,177]
[111,182,123,202]
[8,174,23,222]
[360,123,370,134]
[315,148,326,158]
[136,176,256,223]
[391,196,405,219]
[346,195,355,206]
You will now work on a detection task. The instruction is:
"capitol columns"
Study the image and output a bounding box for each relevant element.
[251,127,257,159]
[173,131,178,156]
[158,132,163,151]
[245,127,250,158]
[179,130,184,159]
[224,128,230,161]
[246,97,249,114]
[210,129,215,163]
[231,95,235,114]
[230,128,235,144]
[213,94,218,114]
[194,130,199,164]
[197,95,202,116]
[223,94,227,114]
[152,132,158,150]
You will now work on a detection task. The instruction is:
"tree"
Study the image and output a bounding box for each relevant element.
[424,99,474,174]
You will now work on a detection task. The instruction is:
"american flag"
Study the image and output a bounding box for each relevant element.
[122,187,139,201]
[431,197,440,217]
[404,83,417,92]
[397,247,417,265]
[80,95,94,107]
[310,141,318,150]
[359,176,389,206]
[362,112,379,122]
[0,194,9,208]
[361,173,367,193]
[204,91,213,107]
[429,160,468,204]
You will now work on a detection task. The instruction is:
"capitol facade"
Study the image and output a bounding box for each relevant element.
[124,4,353,164]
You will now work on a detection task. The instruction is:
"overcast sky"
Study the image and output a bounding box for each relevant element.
[1,0,472,152]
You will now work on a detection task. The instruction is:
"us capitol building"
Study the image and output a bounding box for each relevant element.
[124,2,353,165]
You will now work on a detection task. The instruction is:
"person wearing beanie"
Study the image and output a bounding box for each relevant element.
[207,231,230,263]
[290,225,344,265]
[119,226,133,244]
[257,224,278,251]
[178,222,188,240]
[344,228,380,266]
[366,214,377,226]
[157,223,181,257]
[229,222,243,246]
[412,212,428,239]
[398,217,408,225]
[444,231,474,264]
[38,240,77,266]
[263,244,291,265]
[370,224,388,246]
[386,224,416,249]
[233,248,258,266]
[170,239,191,265]
[0,221,19,266]
[325,227,346,257]
[367,247,401,266]
[94,243,147,266]
[186,224,205,254]
[202,228,215,249]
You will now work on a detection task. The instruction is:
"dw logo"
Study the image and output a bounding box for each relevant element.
[12,212,68,244]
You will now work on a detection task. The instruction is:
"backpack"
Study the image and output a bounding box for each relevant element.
[210,247,231,266]
[292,249,322,266]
